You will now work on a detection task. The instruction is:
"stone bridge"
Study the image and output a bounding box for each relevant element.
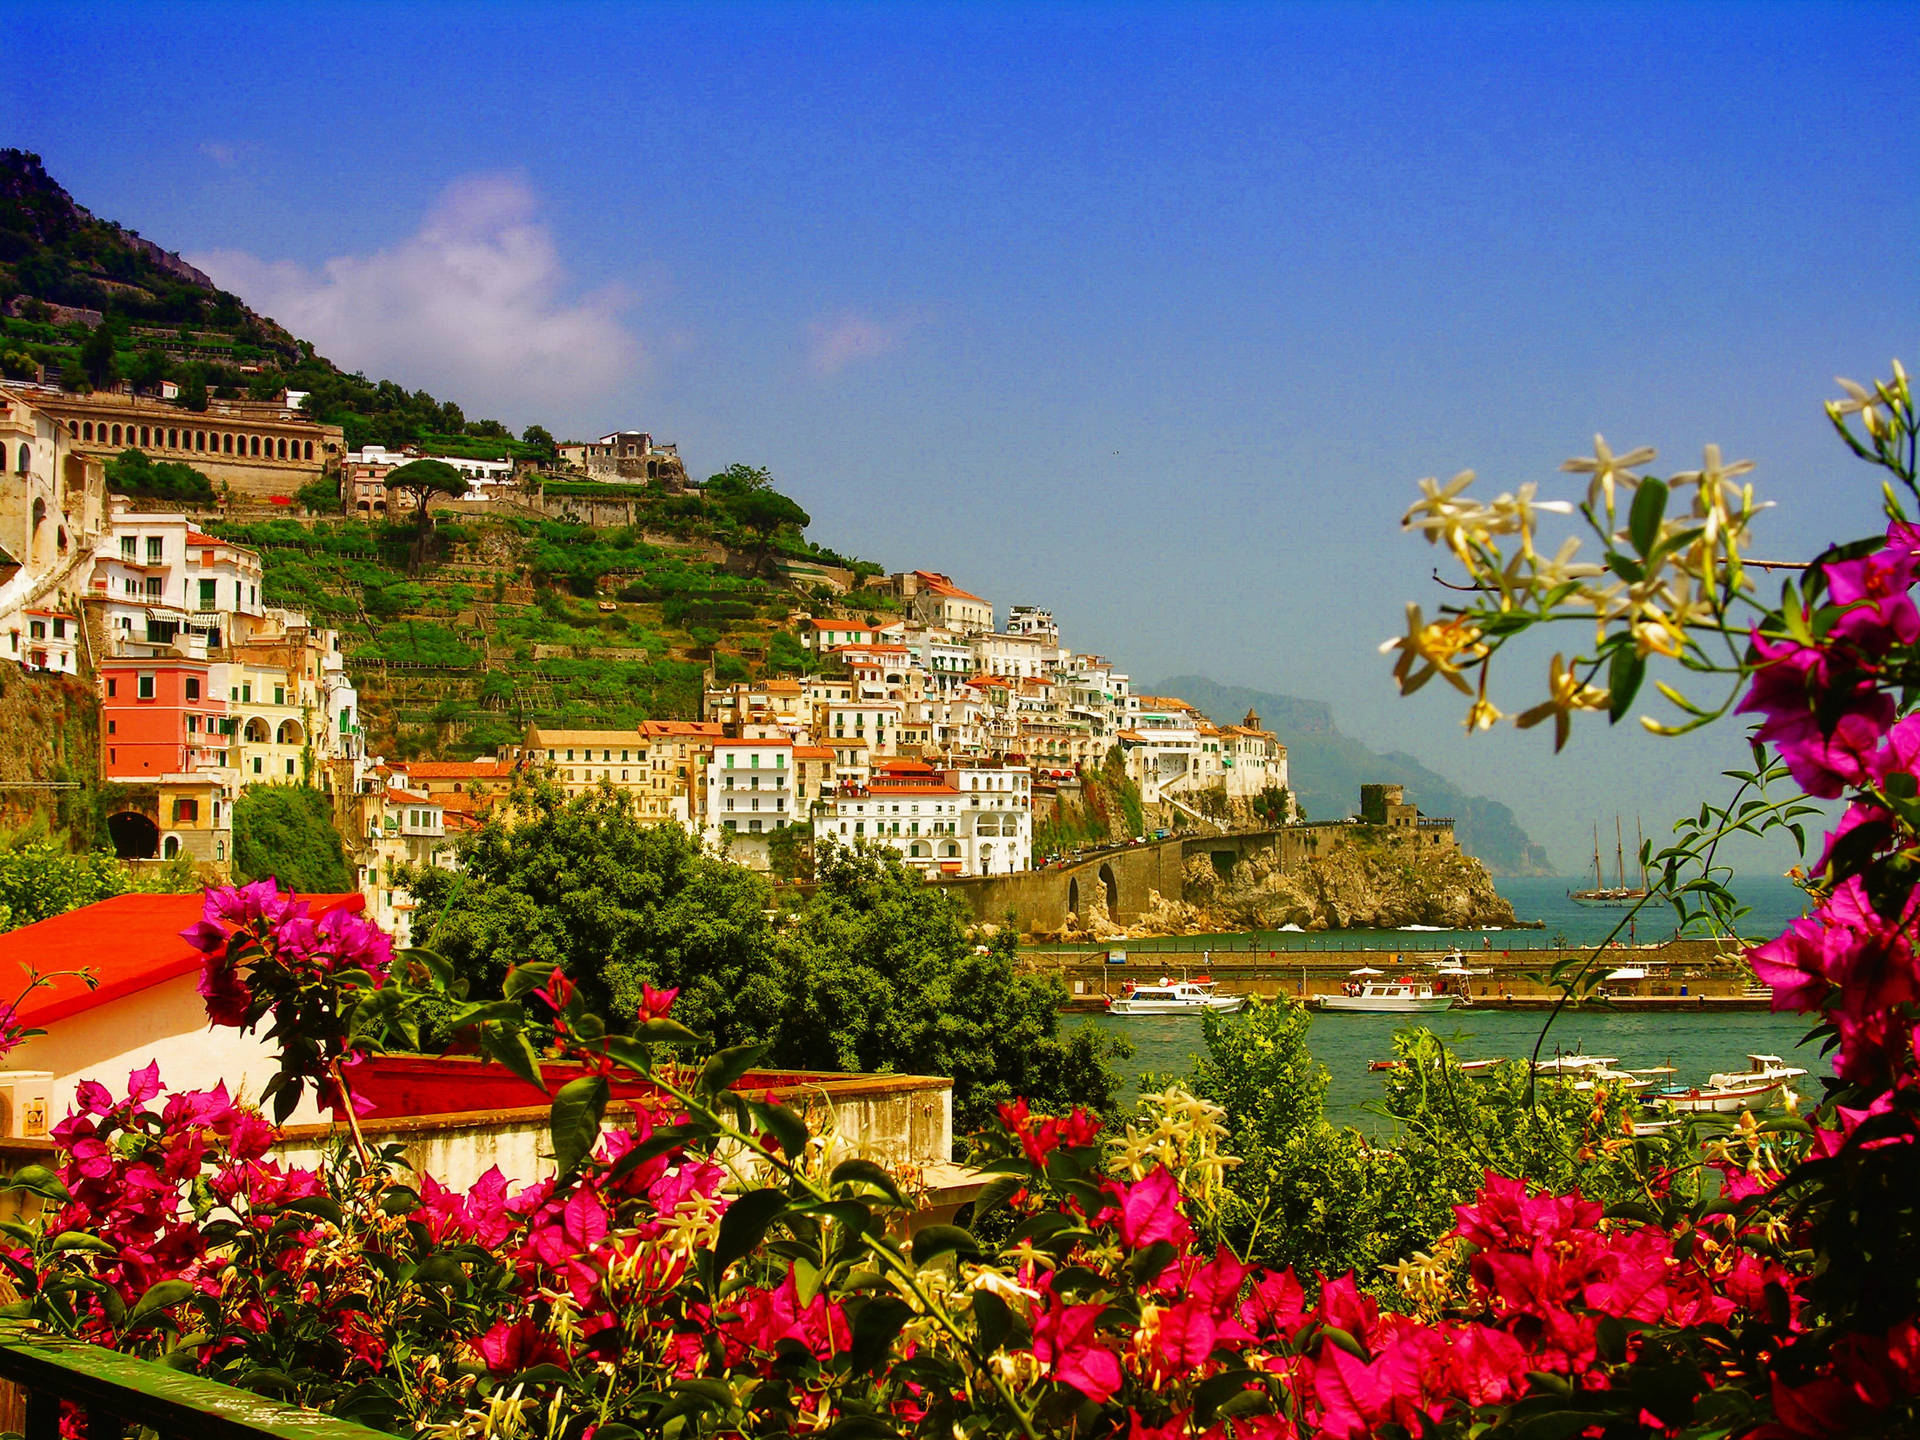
[936,825,1359,932]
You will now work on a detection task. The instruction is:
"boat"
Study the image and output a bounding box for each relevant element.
[1643,1058,1806,1115]
[1570,818,1650,906]
[1318,978,1457,1013]
[1531,1053,1619,1076]
[1106,978,1247,1015]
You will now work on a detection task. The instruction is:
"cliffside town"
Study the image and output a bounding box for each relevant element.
[0,151,1529,940]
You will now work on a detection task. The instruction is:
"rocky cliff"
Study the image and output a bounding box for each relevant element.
[1072,827,1517,940]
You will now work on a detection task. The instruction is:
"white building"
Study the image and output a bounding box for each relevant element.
[827,761,1030,876]
[704,739,797,868]
[90,505,265,652]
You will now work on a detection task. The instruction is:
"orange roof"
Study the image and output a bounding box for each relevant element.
[806,618,876,632]
[912,571,989,604]
[762,679,803,694]
[5,892,365,1027]
[639,720,725,739]
[385,786,432,804]
[184,531,229,548]
[395,760,509,780]
[845,784,959,798]
[792,746,836,759]
[876,758,936,773]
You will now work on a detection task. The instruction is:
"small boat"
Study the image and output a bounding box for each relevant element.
[1643,1058,1806,1115]
[1707,1054,1808,1090]
[1106,979,1247,1015]
[1319,978,1457,1014]
[1531,1054,1619,1076]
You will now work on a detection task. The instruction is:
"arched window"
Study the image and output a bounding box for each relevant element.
[223,434,233,454]
[167,428,179,448]
[303,440,313,460]
[111,424,122,445]
[162,835,180,860]
[140,426,150,447]
[15,442,28,474]
[56,527,67,554]
[250,436,261,457]
[276,437,288,459]
[81,422,93,441]
[31,498,45,530]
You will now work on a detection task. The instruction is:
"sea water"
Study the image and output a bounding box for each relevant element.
[1084,874,1821,1135]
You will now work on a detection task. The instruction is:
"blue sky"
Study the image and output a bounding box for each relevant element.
[7,1,1917,873]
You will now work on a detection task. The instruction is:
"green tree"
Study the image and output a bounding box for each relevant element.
[521,424,557,459]
[79,324,117,389]
[0,843,130,934]
[126,344,169,393]
[103,449,216,504]
[407,778,781,1034]
[704,462,773,498]
[384,458,468,572]
[175,368,208,412]
[231,785,353,894]
[765,843,1129,1131]
[728,487,811,576]
[1181,1002,1655,1281]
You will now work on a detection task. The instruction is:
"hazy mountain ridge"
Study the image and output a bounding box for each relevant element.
[1150,675,1554,876]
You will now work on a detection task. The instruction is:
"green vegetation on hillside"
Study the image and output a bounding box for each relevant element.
[1034,746,1147,857]
[102,448,215,504]
[232,786,354,893]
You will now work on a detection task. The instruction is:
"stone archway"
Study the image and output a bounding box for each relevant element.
[107,812,159,860]
[1067,876,1080,919]
[1098,862,1119,916]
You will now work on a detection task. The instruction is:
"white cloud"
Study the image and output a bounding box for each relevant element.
[803,310,920,376]
[190,174,639,423]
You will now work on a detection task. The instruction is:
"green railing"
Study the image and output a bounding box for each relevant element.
[0,1325,387,1440]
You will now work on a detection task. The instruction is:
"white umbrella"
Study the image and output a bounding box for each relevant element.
[1349,966,1384,976]
[1605,967,1647,981]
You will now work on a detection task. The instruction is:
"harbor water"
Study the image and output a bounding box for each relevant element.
[1084,874,1820,1135]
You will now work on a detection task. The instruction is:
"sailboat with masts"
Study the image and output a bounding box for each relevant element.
[1569,818,1649,906]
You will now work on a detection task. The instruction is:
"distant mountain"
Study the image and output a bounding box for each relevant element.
[1150,675,1554,876]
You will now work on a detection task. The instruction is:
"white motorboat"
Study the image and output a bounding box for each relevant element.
[1707,1054,1808,1090]
[1106,979,1247,1015]
[1642,1058,1806,1116]
[1645,1079,1790,1115]
[1531,1054,1619,1076]
[1318,978,1458,1014]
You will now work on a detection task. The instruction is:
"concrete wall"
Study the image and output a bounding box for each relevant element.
[274,1072,954,1194]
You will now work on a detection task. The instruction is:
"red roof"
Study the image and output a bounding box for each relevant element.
[385,786,432,804]
[394,760,508,780]
[185,532,225,548]
[792,746,836,759]
[4,892,365,1027]
[847,783,959,797]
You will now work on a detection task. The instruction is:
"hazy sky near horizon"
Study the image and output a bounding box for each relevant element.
[8,1,1918,875]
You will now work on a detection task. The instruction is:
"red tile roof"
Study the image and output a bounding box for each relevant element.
[4,892,365,1027]
[394,760,509,780]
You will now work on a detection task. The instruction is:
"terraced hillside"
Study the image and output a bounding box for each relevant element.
[212,511,900,758]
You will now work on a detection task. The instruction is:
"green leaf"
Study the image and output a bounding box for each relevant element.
[713,1187,788,1276]
[749,1098,811,1159]
[847,1295,915,1373]
[276,1196,345,1228]
[126,1279,195,1332]
[1607,646,1645,723]
[48,1232,119,1256]
[600,1036,653,1074]
[378,1186,422,1217]
[697,1042,765,1101]
[549,1073,609,1177]
[481,1023,545,1091]
[1629,477,1668,557]
[830,1157,907,1208]
[970,1173,1023,1219]
[504,962,556,1000]
[3,1166,70,1203]
[909,1224,980,1267]
[638,1017,703,1046]
[971,1290,1013,1355]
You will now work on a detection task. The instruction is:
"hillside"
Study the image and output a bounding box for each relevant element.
[0,148,544,459]
[1150,676,1553,876]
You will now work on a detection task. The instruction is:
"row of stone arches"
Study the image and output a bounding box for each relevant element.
[78,420,313,462]
[241,716,306,744]
[1066,863,1120,920]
